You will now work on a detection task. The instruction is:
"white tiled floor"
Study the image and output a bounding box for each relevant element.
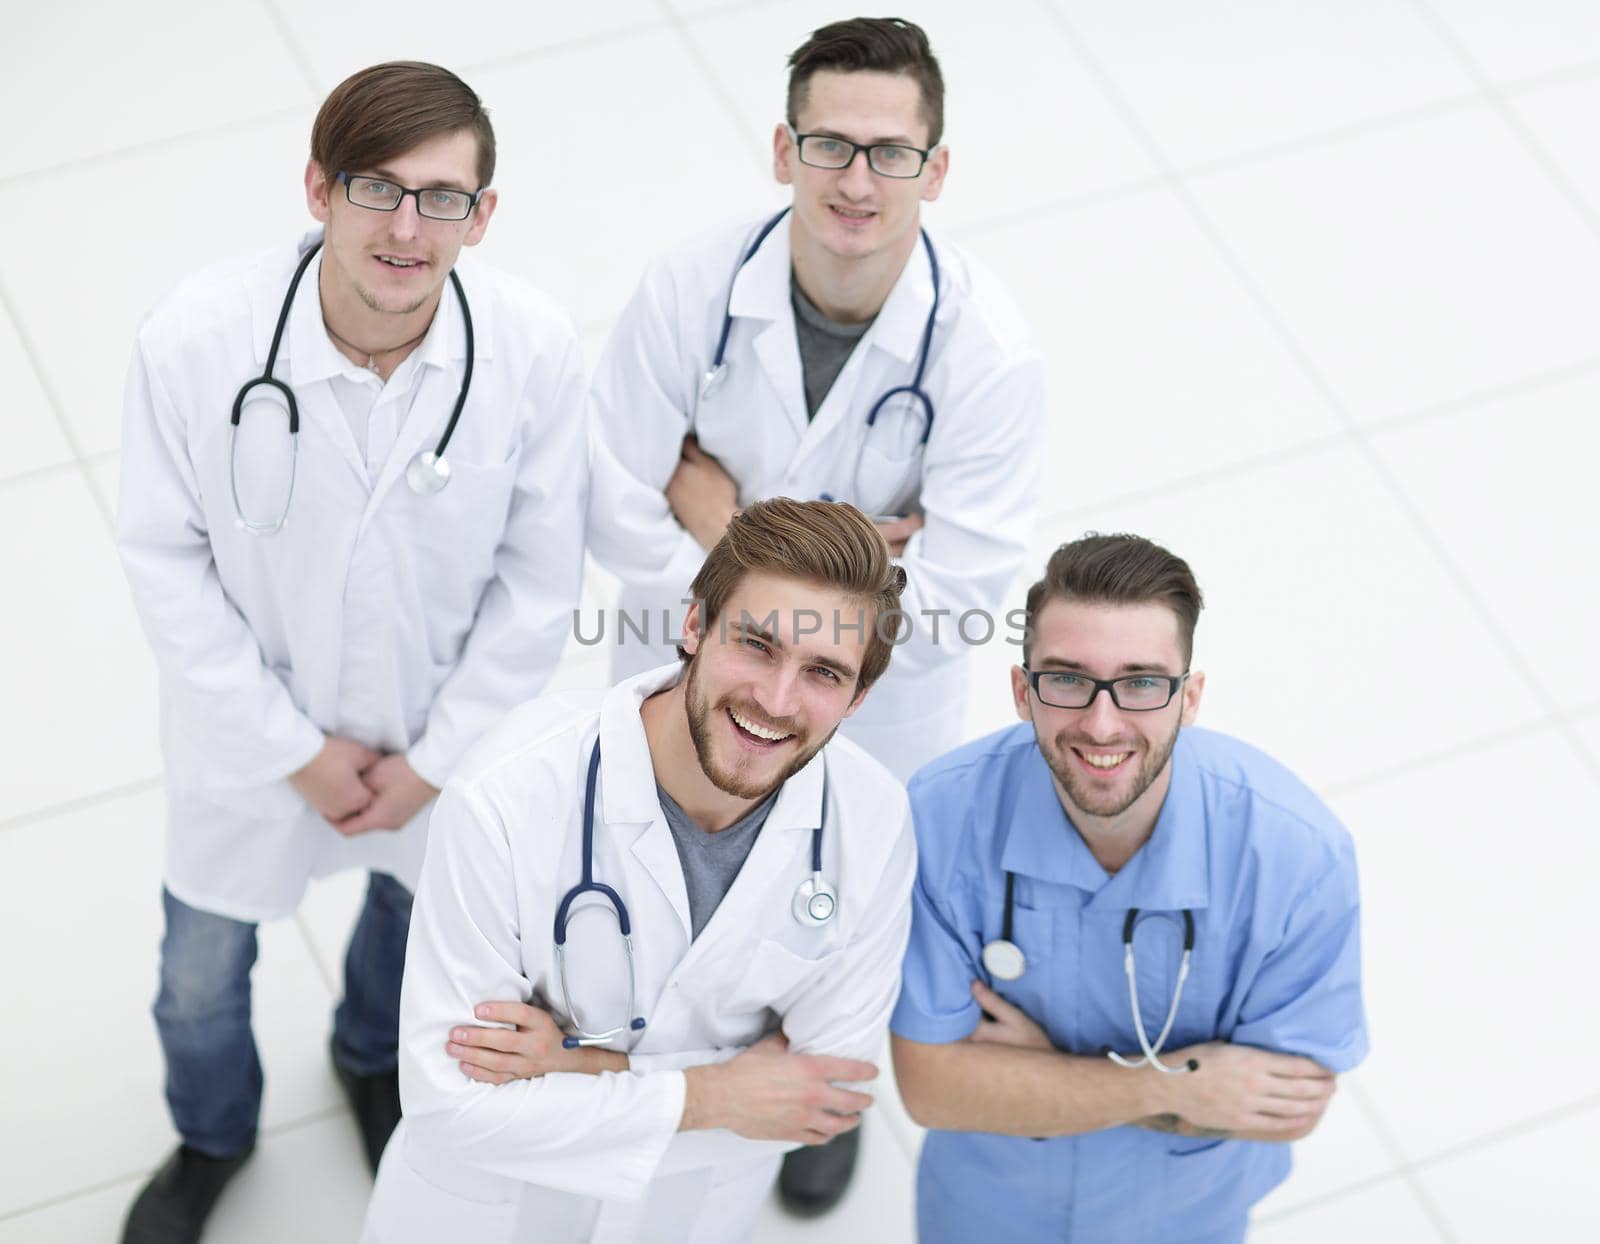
[1,3,1593,1242]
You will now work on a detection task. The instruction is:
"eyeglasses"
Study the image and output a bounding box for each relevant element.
[1023,668,1190,712]
[336,172,483,221]
[788,127,936,179]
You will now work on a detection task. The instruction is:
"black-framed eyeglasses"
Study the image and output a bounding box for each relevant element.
[336,172,483,221]
[1023,668,1190,712]
[787,126,936,179]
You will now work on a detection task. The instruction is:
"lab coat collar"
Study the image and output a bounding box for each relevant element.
[1001,731,1211,911]
[725,210,939,368]
[596,662,827,833]
[256,231,489,385]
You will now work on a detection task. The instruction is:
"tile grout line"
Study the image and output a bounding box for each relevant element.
[653,0,777,178]
[1027,347,1600,534]
[257,0,323,97]
[0,1106,348,1225]
[1409,0,1600,249]
[1406,1091,1600,1175]
[1035,0,1600,809]
[0,275,114,532]
[0,777,162,837]
[0,106,310,193]
[458,15,677,77]
[1344,1079,1458,1240]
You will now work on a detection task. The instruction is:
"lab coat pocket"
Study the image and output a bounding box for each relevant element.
[400,456,519,634]
[722,939,841,1016]
[1160,1133,1242,1227]
[850,439,924,518]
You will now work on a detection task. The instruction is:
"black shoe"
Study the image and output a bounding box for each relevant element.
[778,1127,860,1215]
[121,1142,254,1244]
[331,1039,403,1176]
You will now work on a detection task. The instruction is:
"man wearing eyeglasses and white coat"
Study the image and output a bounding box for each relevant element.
[588,20,1045,1199]
[361,499,917,1243]
[586,15,1045,792]
[114,63,588,1243]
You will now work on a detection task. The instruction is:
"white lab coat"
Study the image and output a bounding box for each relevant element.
[586,213,1046,780]
[116,235,589,921]
[362,664,917,1244]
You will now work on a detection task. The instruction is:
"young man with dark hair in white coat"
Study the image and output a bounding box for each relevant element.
[115,60,589,1244]
[586,23,1046,1203]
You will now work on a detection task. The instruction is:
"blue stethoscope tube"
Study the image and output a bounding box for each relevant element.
[555,742,648,1050]
[228,239,475,534]
[698,208,942,515]
[981,878,1198,1074]
[554,739,837,1051]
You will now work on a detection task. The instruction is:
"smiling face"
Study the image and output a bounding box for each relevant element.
[680,570,871,800]
[305,127,496,319]
[1012,598,1205,824]
[774,69,947,265]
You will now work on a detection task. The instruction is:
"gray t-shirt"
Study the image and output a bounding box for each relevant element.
[657,784,780,939]
[792,281,875,420]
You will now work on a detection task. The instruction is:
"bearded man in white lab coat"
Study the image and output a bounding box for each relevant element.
[586,16,1045,1209]
[114,62,588,1244]
[360,498,916,1244]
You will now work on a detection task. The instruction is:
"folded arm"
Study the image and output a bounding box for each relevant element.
[894,977,1335,1142]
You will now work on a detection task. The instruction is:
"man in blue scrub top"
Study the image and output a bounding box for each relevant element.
[891,534,1368,1244]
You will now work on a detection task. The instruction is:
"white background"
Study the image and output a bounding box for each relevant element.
[1,1,1596,1240]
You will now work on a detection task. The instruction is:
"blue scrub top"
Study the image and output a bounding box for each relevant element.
[890,724,1368,1244]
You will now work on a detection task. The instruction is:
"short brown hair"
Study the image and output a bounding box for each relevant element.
[787,17,945,146]
[311,61,496,190]
[685,498,906,693]
[1023,534,1205,665]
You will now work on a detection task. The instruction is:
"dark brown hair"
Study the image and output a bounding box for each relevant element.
[685,498,906,693]
[787,17,945,146]
[1023,534,1205,665]
[311,61,496,189]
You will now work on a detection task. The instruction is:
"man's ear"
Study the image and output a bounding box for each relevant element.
[462,188,497,247]
[1179,670,1205,727]
[920,144,949,204]
[773,122,797,186]
[681,601,705,657]
[305,160,332,224]
[1011,665,1033,723]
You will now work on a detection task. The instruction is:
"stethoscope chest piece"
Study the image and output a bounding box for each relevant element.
[405,450,452,495]
[792,873,837,928]
[980,937,1026,982]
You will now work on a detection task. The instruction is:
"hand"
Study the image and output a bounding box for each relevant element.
[289,736,381,826]
[969,980,1054,1051]
[333,754,438,837]
[1158,1042,1336,1138]
[875,512,924,557]
[447,1002,624,1083]
[666,435,739,551]
[682,1041,877,1144]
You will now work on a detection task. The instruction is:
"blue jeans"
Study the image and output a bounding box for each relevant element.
[153,872,413,1158]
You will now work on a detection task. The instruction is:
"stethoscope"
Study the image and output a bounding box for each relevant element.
[695,208,942,515]
[981,876,1199,1075]
[228,239,475,535]
[553,739,837,1050]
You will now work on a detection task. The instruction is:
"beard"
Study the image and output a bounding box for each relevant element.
[683,655,832,800]
[1038,713,1182,820]
[354,279,433,316]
